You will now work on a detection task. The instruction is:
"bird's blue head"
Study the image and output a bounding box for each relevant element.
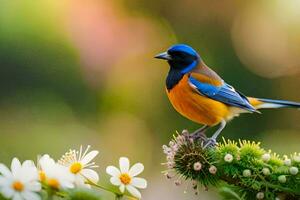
[155,44,200,74]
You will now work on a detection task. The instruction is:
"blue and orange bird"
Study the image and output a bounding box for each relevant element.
[155,44,300,146]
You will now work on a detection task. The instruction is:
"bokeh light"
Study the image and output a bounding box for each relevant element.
[232,1,300,78]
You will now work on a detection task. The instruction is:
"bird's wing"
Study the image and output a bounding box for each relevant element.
[188,74,256,112]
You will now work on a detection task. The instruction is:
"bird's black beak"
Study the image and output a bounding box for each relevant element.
[154,52,172,60]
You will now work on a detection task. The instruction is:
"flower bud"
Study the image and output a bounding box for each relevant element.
[193,162,202,171]
[172,144,179,151]
[284,158,291,166]
[167,155,174,162]
[243,169,251,177]
[262,168,270,176]
[167,162,174,169]
[278,175,286,183]
[174,180,181,186]
[209,165,217,175]
[176,135,185,145]
[224,154,233,163]
[169,141,175,147]
[163,147,172,154]
[289,166,299,175]
[182,129,189,135]
[192,181,197,187]
[293,155,300,163]
[256,192,264,199]
[165,173,172,179]
[262,153,271,162]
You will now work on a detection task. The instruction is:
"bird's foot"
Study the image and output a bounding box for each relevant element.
[180,130,207,145]
[190,126,208,141]
[203,137,217,149]
[179,130,217,149]
[191,131,207,141]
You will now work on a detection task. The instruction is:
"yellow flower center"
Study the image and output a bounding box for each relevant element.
[12,181,24,192]
[119,173,131,185]
[39,171,46,182]
[70,162,82,174]
[47,178,60,189]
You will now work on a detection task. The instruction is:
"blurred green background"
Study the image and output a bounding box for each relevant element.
[0,0,300,199]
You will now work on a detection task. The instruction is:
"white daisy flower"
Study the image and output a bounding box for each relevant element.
[58,145,99,188]
[37,154,55,182]
[0,158,41,200]
[38,154,74,189]
[106,157,147,199]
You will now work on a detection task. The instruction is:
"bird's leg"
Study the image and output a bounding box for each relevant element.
[203,120,226,149]
[191,125,209,140]
[192,125,209,135]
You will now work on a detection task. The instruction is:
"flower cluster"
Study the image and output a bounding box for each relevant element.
[163,130,300,200]
[162,130,218,195]
[0,146,147,200]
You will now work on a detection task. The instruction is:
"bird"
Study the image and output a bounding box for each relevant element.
[155,44,300,147]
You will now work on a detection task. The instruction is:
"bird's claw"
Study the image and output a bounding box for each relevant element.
[180,129,217,149]
[190,127,208,141]
[191,131,207,141]
[203,137,217,149]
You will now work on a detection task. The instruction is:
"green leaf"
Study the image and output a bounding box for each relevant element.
[219,186,244,200]
[65,189,103,200]
[0,194,7,200]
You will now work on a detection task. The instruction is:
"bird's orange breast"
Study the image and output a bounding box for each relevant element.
[166,75,229,126]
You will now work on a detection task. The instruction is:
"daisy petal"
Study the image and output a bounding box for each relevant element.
[74,176,86,188]
[106,166,121,177]
[11,158,21,176]
[126,185,141,199]
[39,155,55,168]
[129,163,144,177]
[0,164,12,177]
[22,160,35,168]
[0,177,8,186]
[119,157,129,173]
[20,168,38,183]
[26,182,41,192]
[131,177,147,189]
[81,151,99,165]
[22,191,41,200]
[1,186,14,198]
[81,169,99,183]
[119,184,125,193]
[110,176,121,186]
[12,193,22,200]
[60,180,74,189]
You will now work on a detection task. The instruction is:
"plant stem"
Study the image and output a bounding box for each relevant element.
[220,175,300,197]
[86,180,117,194]
[55,191,68,197]
[86,179,136,199]
[115,194,122,200]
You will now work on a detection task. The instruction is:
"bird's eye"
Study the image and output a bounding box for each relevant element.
[169,51,186,59]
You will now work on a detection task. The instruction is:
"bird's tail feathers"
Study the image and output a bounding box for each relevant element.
[248,97,300,110]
